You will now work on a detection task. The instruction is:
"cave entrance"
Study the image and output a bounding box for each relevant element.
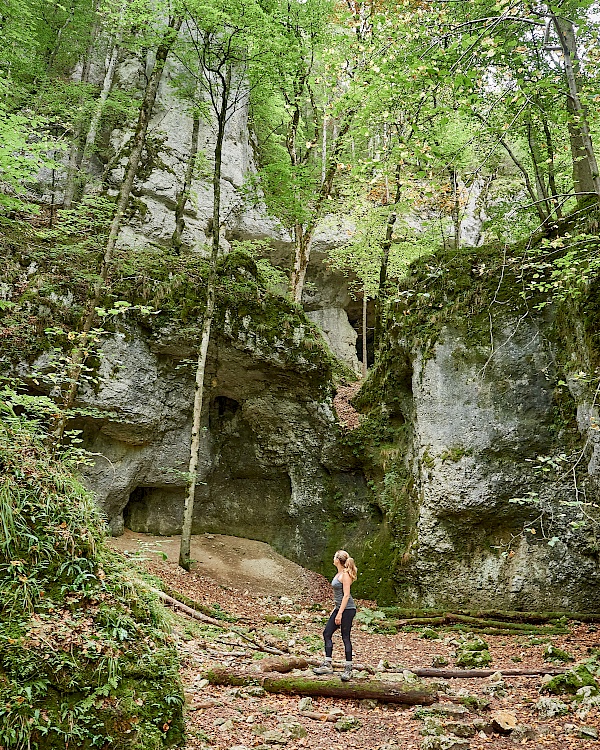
[209,395,240,428]
[348,307,375,369]
[123,486,184,536]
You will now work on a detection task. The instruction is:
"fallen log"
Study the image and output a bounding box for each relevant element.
[396,614,569,636]
[203,667,437,705]
[397,617,447,627]
[158,584,248,622]
[261,656,375,675]
[154,590,226,627]
[441,623,569,637]
[260,656,309,673]
[306,657,375,675]
[444,614,566,633]
[385,607,600,624]
[390,612,567,635]
[388,667,567,679]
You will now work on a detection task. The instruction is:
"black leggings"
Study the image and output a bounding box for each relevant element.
[323,608,356,661]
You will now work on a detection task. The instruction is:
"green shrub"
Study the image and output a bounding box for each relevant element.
[0,404,184,749]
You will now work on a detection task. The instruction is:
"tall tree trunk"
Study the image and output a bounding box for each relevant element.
[361,285,368,379]
[289,111,355,303]
[552,15,600,203]
[290,224,312,304]
[179,69,230,571]
[321,112,327,185]
[541,116,562,219]
[172,112,201,250]
[53,15,183,444]
[374,165,401,347]
[525,118,550,218]
[63,17,101,207]
[449,167,461,249]
[76,37,121,200]
[473,111,548,224]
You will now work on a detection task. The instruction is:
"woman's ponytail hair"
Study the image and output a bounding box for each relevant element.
[335,550,358,582]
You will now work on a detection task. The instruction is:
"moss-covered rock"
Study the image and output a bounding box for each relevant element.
[543,644,574,663]
[541,664,599,696]
[455,638,492,668]
[346,236,600,610]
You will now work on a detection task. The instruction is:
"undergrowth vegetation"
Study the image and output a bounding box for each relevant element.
[0,397,184,749]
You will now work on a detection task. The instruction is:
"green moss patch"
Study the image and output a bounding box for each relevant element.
[541,664,600,696]
[455,637,492,668]
[543,644,574,663]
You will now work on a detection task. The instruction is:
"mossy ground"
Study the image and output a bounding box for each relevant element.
[0,401,185,749]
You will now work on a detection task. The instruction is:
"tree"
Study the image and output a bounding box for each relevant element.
[0,107,56,212]
[53,11,184,442]
[175,0,276,571]
[251,0,377,303]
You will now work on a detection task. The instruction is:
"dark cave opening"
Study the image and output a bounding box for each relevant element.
[210,395,240,428]
[348,311,375,368]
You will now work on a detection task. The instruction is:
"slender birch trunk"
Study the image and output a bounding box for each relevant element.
[449,168,461,250]
[374,164,401,348]
[361,286,368,379]
[75,36,122,200]
[290,224,313,305]
[172,112,201,250]
[321,112,327,185]
[179,69,230,571]
[288,111,355,303]
[53,16,183,444]
[526,119,549,212]
[473,111,548,224]
[541,116,562,219]
[63,16,100,207]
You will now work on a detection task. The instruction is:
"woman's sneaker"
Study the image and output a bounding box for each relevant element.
[313,659,333,675]
[340,663,352,682]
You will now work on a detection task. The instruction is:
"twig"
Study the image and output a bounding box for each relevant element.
[153,589,286,656]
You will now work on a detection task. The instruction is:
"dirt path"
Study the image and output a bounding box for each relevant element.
[108,532,600,750]
[107,530,323,598]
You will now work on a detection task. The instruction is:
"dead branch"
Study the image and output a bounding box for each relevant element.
[300,711,338,722]
[387,666,567,679]
[153,589,285,655]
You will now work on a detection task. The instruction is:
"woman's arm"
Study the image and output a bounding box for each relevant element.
[335,573,351,624]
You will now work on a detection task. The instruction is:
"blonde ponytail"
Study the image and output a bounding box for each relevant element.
[345,557,358,582]
[335,550,358,582]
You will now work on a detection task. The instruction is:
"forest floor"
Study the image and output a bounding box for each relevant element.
[108,533,600,750]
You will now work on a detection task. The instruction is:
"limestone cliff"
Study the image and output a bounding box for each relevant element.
[56,256,379,579]
[4,49,598,610]
[355,248,600,609]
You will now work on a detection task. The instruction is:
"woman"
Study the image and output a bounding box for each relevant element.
[313,549,358,682]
